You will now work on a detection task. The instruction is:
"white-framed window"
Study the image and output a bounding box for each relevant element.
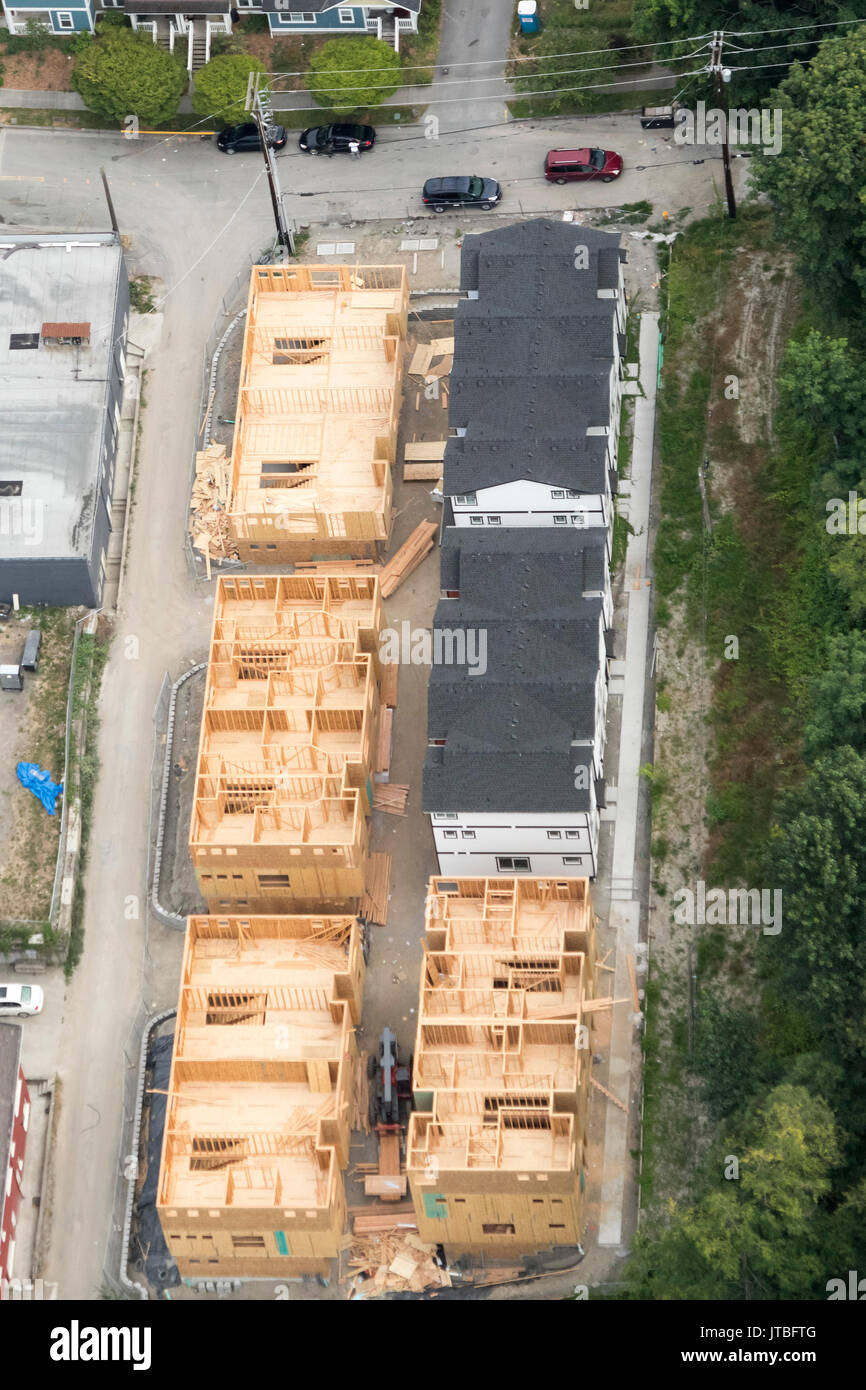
[462,830,476,839]
[338,6,355,21]
[553,514,568,525]
[453,492,476,506]
[487,515,501,526]
[497,856,531,872]
[56,11,75,28]
[288,11,316,21]
[565,830,580,840]
[546,831,562,840]
[434,813,458,821]
[443,830,458,840]
[551,490,565,499]
[562,856,585,865]
[469,515,484,526]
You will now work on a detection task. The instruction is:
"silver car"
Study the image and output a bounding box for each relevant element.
[0,983,44,1017]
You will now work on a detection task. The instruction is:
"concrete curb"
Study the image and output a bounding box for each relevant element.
[149,662,206,930]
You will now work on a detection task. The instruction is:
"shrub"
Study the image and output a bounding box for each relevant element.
[73,28,186,126]
[192,53,267,126]
[306,35,400,114]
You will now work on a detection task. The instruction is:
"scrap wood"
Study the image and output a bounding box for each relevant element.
[425,353,453,381]
[408,342,434,376]
[379,520,439,598]
[360,852,392,926]
[591,1075,629,1113]
[373,784,408,816]
[294,559,379,573]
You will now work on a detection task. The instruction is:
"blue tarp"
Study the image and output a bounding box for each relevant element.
[16,762,63,816]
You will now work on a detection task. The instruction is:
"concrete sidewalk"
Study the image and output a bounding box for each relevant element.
[0,89,85,109]
[598,311,660,1250]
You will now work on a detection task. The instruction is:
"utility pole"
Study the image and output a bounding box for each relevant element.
[709,30,736,219]
[99,167,120,239]
[248,73,294,256]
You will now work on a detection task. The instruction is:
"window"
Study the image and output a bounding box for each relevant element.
[553,514,568,525]
[453,492,476,506]
[0,481,23,497]
[462,830,476,839]
[470,516,484,526]
[442,830,458,840]
[56,12,75,28]
[338,7,355,20]
[486,515,501,526]
[565,831,580,840]
[546,831,561,840]
[562,856,584,865]
[231,1235,267,1252]
[287,11,316,21]
[259,874,291,888]
[435,813,458,821]
[496,856,530,872]
[9,334,39,351]
[482,1223,515,1235]
[551,490,565,499]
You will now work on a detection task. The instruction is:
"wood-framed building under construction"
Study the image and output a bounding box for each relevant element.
[406,876,597,1256]
[156,913,364,1278]
[190,573,384,914]
[224,262,409,562]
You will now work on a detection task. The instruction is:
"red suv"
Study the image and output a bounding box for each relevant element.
[544,148,623,184]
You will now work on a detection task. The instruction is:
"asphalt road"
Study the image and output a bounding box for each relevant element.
[0,111,745,1301]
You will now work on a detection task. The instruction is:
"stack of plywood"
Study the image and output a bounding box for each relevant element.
[403,440,447,483]
[352,1052,371,1135]
[189,442,238,565]
[379,521,439,597]
[347,1232,452,1295]
[380,661,398,709]
[373,784,408,815]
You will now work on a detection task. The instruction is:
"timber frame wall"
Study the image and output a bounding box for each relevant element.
[227,263,409,561]
[407,876,597,1256]
[157,914,364,1278]
[190,573,384,913]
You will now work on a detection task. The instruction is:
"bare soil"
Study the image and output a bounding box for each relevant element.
[0,47,76,92]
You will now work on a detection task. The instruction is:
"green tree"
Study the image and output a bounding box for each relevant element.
[766,749,866,1063]
[804,632,866,760]
[827,530,866,622]
[751,28,866,316]
[778,331,866,448]
[305,36,400,115]
[511,29,615,114]
[73,28,186,127]
[626,1086,838,1299]
[192,54,266,126]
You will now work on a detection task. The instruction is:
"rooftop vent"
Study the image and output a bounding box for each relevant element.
[41,322,91,347]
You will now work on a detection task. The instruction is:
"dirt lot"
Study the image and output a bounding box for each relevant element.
[0,46,76,92]
[0,608,78,926]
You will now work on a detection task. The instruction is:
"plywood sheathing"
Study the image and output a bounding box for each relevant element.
[156,913,365,1276]
[405,877,598,1257]
[226,263,409,559]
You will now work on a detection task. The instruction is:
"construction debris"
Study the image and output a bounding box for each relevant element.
[373,784,409,815]
[374,707,393,776]
[352,1052,371,1134]
[346,1230,452,1296]
[294,559,379,573]
[189,442,239,564]
[379,520,439,597]
[360,853,392,926]
[407,336,454,380]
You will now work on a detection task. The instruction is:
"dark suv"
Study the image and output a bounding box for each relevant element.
[217,123,288,155]
[422,175,502,212]
[299,123,376,155]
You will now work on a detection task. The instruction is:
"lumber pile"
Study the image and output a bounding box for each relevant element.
[374,707,393,777]
[404,463,445,482]
[351,1052,371,1134]
[189,442,238,565]
[351,1200,416,1234]
[373,784,408,816]
[380,520,439,598]
[380,660,398,709]
[294,560,380,573]
[347,1231,452,1296]
[404,440,448,462]
[360,853,391,926]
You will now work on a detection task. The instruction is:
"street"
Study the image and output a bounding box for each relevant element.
[0,104,746,1300]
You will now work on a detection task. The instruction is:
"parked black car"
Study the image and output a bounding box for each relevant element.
[217,123,288,155]
[299,123,376,155]
[422,175,502,212]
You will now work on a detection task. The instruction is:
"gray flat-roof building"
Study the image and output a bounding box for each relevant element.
[0,232,129,608]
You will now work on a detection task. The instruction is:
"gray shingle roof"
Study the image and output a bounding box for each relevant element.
[439,526,608,608]
[0,1023,22,1227]
[423,743,592,814]
[459,219,625,295]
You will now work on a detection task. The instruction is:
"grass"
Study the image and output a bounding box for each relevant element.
[128,276,156,315]
[64,630,110,977]
[397,0,443,87]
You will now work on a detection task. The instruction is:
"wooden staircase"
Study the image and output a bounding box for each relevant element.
[154,15,172,50]
[380,14,399,51]
[189,19,210,72]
